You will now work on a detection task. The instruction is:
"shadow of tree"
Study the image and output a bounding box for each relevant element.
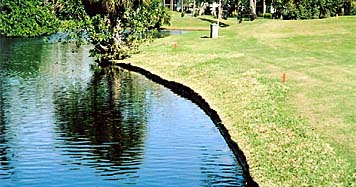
[198,17,230,27]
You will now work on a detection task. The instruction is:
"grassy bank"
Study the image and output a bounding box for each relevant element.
[163,12,212,30]
[119,13,356,186]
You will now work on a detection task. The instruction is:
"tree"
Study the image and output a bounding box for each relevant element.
[269,0,353,19]
[181,0,184,14]
[80,0,142,64]
[249,0,256,20]
[61,0,171,66]
[0,0,59,37]
[0,0,170,66]
[342,0,354,15]
[193,0,196,16]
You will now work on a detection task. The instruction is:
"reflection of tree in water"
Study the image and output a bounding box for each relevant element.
[0,38,27,179]
[0,37,44,78]
[53,67,149,179]
[0,37,56,178]
[0,78,14,178]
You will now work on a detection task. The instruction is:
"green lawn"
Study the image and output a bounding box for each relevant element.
[163,12,231,30]
[119,13,356,186]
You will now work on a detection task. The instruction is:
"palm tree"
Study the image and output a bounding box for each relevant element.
[82,0,148,17]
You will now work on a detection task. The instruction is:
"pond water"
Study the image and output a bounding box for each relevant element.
[0,38,245,186]
[159,30,190,37]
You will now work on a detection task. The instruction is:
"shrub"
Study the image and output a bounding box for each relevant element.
[86,0,172,63]
[264,13,273,19]
[0,0,59,37]
[271,0,345,20]
[352,2,356,15]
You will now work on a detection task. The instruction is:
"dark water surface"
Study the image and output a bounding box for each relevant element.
[0,38,245,186]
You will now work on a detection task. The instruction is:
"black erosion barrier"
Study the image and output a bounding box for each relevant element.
[115,62,259,187]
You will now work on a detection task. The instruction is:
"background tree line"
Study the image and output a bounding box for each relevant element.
[182,0,355,20]
[270,0,356,19]
[221,0,356,20]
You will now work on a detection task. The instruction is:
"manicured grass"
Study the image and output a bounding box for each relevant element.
[163,12,234,30]
[119,14,356,186]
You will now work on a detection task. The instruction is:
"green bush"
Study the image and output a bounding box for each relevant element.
[352,2,356,15]
[271,0,344,20]
[55,0,87,20]
[85,0,172,63]
[0,0,59,37]
[264,13,273,19]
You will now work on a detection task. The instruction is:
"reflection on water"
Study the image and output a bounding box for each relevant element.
[158,30,190,38]
[0,37,245,186]
[53,68,148,181]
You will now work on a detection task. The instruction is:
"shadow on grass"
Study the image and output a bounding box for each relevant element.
[198,17,230,27]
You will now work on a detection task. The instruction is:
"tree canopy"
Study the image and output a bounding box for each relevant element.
[0,0,59,37]
[238,0,356,20]
[271,0,352,19]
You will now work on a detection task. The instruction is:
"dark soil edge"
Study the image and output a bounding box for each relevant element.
[115,62,259,187]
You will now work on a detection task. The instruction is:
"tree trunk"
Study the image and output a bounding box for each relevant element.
[249,0,257,20]
[262,0,266,15]
[170,0,173,11]
[193,0,195,16]
[344,0,352,15]
[181,0,184,13]
[218,0,222,20]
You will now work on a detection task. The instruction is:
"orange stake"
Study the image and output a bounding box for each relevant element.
[282,72,286,83]
[173,42,177,49]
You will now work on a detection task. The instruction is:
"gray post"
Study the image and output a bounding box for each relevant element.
[210,23,219,38]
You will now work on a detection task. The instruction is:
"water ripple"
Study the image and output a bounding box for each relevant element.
[0,37,245,186]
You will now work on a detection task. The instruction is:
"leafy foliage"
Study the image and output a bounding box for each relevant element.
[271,0,355,19]
[55,0,88,20]
[0,0,171,65]
[78,0,171,65]
[0,0,59,37]
[233,0,355,21]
